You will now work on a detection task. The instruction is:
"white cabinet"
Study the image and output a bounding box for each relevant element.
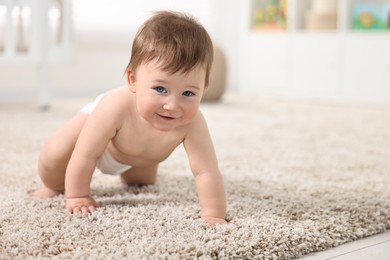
[239,34,290,94]
[290,34,341,99]
[343,35,390,103]
[238,0,390,104]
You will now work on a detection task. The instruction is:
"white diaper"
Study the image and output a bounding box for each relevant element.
[97,149,132,176]
[80,94,105,114]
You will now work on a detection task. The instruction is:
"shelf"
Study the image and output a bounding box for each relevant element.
[250,0,390,33]
[346,0,390,30]
[250,0,288,31]
[240,0,390,104]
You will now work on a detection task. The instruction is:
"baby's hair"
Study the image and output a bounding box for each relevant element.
[125,11,213,87]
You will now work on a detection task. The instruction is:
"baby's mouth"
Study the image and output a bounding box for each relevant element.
[158,114,176,120]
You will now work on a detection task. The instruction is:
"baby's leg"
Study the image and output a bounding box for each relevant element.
[120,164,158,186]
[29,186,62,198]
[30,113,88,198]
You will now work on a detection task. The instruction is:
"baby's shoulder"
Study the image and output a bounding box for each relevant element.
[184,110,208,134]
[100,87,132,109]
[91,87,133,122]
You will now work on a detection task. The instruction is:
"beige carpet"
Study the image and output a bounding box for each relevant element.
[1,94,389,259]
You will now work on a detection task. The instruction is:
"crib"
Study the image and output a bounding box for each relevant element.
[0,0,71,109]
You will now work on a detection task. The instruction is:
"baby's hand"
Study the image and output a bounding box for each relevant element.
[66,196,97,214]
[202,216,227,227]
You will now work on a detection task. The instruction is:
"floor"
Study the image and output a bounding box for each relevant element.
[301,230,390,260]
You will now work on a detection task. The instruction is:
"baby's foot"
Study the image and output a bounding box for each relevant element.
[28,187,62,199]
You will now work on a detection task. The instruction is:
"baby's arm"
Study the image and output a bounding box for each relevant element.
[184,113,227,226]
[65,150,99,214]
[194,167,227,226]
[65,97,121,214]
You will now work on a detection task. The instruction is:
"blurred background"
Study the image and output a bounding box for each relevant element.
[0,0,389,105]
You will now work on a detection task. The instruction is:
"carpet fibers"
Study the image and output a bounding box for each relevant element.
[0,95,389,259]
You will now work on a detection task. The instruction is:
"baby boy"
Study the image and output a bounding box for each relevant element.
[30,11,227,226]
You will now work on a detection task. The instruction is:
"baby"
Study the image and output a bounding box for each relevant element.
[30,11,227,226]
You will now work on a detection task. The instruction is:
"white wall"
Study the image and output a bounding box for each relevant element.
[3,1,388,105]
[0,0,239,101]
[237,0,390,105]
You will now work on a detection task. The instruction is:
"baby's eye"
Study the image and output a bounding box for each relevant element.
[182,91,194,97]
[154,86,167,93]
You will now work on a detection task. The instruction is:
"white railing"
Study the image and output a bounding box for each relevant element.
[0,0,71,108]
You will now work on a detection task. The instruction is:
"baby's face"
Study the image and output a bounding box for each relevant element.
[129,60,206,131]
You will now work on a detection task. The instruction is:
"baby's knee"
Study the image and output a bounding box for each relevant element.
[38,152,55,174]
[37,151,66,191]
[38,142,71,176]
[40,138,73,164]
[39,147,59,171]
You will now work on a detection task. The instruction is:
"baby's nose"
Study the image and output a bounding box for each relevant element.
[163,97,180,111]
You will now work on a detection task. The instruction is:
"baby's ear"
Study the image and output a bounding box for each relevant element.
[127,70,137,92]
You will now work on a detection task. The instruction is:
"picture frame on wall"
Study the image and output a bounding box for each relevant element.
[383,4,390,29]
[251,0,287,31]
[352,3,388,30]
